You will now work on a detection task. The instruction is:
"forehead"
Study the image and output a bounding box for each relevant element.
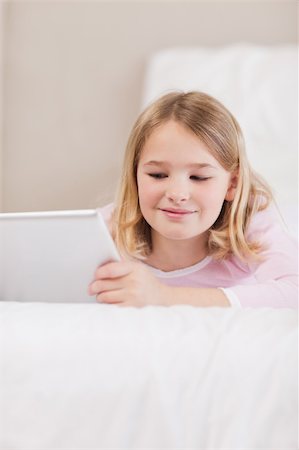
[139,120,221,167]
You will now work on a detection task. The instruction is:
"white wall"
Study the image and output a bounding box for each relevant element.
[2,0,297,212]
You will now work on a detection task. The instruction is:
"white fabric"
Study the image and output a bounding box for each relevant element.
[142,45,298,236]
[0,302,297,449]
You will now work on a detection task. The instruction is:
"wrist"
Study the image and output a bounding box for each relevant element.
[161,286,231,307]
[159,284,176,306]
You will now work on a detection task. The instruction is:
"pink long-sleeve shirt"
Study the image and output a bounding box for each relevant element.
[101,204,298,309]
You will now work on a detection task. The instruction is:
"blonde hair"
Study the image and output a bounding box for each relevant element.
[112,91,273,262]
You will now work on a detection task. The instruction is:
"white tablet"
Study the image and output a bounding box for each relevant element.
[0,209,120,303]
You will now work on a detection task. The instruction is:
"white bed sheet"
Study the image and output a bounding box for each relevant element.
[0,302,297,449]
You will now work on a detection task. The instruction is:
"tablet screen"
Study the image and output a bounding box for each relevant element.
[0,209,120,302]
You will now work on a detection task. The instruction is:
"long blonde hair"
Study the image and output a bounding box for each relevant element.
[112,91,273,262]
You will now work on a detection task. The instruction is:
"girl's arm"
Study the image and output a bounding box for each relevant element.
[222,205,298,309]
[163,286,230,307]
[88,260,231,308]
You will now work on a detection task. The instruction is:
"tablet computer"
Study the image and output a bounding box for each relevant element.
[0,209,120,303]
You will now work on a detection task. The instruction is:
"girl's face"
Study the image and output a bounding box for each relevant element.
[136,120,236,249]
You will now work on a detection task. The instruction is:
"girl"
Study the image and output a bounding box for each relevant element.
[88,91,297,308]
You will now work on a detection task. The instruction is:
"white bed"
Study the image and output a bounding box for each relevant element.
[0,44,298,449]
[0,303,297,449]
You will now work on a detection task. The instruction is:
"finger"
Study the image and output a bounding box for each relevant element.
[88,278,122,296]
[94,261,132,280]
[96,289,125,304]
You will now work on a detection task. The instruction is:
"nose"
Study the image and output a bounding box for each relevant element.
[166,191,189,203]
[165,186,190,204]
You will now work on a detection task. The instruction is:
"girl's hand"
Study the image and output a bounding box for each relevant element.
[88,261,169,307]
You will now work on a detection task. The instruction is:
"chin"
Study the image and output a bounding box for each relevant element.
[160,230,200,241]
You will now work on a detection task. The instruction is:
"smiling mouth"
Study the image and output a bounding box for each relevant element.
[159,208,196,215]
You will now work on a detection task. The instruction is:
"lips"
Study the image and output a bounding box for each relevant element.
[159,208,196,215]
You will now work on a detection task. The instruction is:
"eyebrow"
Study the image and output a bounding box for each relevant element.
[143,160,217,169]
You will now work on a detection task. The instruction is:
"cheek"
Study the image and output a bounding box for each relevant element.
[195,181,228,209]
[137,176,161,206]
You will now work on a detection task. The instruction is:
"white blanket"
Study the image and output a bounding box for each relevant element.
[0,302,297,449]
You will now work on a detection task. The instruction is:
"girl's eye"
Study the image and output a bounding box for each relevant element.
[147,173,210,181]
[148,173,167,179]
[190,175,210,181]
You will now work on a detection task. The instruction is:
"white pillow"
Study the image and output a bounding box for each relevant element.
[142,45,297,235]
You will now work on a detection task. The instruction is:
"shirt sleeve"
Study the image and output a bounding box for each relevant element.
[219,288,242,308]
[227,205,298,309]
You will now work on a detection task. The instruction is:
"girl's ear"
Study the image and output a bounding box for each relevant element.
[225,170,239,202]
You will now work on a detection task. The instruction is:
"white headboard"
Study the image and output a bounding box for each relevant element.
[142,45,297,233]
